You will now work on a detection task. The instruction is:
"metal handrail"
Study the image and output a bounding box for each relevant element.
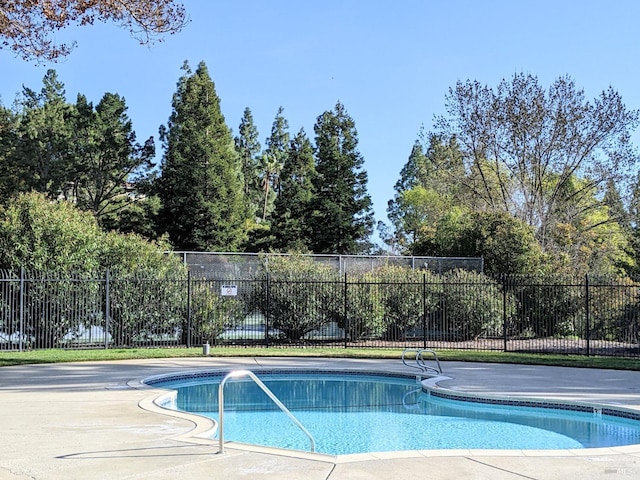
[217,370,316,454]
[402,348,443,375]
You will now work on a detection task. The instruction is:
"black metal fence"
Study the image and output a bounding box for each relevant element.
[1,269,639,357]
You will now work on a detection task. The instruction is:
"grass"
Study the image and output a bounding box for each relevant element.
[0,346,639,370]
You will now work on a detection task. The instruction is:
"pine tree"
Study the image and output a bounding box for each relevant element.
[383,141,426,251]
[270,128,317,251]
[384,135,466,253]
[0,104,20,202]
[234,107,262,220]
[14,69,74,197]
[310,102,374,254]
[69,92,155,227]
[603,178,629,230]
[158,61,248,251]
[259,107,289,221]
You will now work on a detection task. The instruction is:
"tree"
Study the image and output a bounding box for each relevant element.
[0,0,188,62]
[435,73,639,252]
[158,61,248,251]
[12,69,74,197]
[450,211,546,275]
[270,128,317,251]
[309,102,374,254]
[258,152,282,222]
[0,191,103,272]
[0,104,20,201]
[67,92,155,227]
[385,135,465,254]
[260,106,289,221]
[603,178,629,231]
[544,175,634,276]
[234,107,262,220]
[384,142,427,252]
[103,192,161,240]
[0,190,186,348]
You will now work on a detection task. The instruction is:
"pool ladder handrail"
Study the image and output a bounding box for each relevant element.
[217,369,316,454]
[402,348,443,375]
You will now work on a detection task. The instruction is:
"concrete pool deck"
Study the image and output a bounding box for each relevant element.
[1,356,640,479]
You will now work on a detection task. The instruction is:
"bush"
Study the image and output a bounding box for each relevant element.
[439,269,513,340]
[340,272,385,340]
[590,276,639,343]
[0,192,190,347]
[0,192,103,272]
[253,255,338,341]
[97,232,188,345]
[190,279,245,344]
[507,274,584,339]
[372,265,442,340]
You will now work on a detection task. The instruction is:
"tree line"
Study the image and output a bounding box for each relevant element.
[1,64,640,278]
[0,61,375,262]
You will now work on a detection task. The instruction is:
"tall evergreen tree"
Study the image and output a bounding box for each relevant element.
[259,107,289,221]
[158,61,248,251]
[383,141,427,252]
[0,104,20,202]
[270,128,317,251]
[234,107,262,220]
[13,69,74,197]
[68,92,155,227]
[310,102,374,254]
[603,178,629,230]
[384,135,466,253]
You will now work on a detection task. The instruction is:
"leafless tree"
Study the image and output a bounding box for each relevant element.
[0,0,188,61]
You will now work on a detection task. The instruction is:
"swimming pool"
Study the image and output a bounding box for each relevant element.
[147,369,640,455]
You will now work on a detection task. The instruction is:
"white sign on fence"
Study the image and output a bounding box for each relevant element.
[221,285,238,296]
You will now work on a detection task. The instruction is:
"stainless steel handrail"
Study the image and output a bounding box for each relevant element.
[217,370,316,454]
[402,347,443,375]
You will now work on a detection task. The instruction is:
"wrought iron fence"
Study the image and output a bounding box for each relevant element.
[1,269,639,357]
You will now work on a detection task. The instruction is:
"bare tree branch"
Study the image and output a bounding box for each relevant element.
[0,0,188,62]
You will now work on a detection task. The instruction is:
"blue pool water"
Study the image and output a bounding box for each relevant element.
[150,371,640,455]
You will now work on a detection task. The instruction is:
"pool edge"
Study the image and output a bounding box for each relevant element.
[135,366,640,463]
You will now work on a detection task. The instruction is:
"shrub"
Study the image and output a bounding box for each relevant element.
[340,272,385,340]
[439,269,513,340]
[190,279,245,344]
[372,265,442,340]
[590,276,640,343]
[507,274,584,339]
[253,255,338,341]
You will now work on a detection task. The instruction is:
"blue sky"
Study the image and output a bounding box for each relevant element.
[2,0,640,246]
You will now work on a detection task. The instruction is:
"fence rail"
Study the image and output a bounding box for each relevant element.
[1,270,638,357]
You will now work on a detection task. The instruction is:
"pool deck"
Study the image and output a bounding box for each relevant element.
[2,356,640,479]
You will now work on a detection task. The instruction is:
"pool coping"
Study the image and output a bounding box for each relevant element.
[134,366,640,463]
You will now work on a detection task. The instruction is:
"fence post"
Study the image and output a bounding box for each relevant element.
[265,273,271,348]
[186,271,192,348]
[344,272,348,348]
[502,274,508,352]
[422,273,427,349]
[19,267,25,352]
[585,274,590,356]
[105,269,110,350]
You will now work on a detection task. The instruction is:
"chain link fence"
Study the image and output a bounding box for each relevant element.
[174,252,484,277]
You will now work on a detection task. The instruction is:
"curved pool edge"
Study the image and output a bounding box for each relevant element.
[135,366,640,463]
[421,374,640,420]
